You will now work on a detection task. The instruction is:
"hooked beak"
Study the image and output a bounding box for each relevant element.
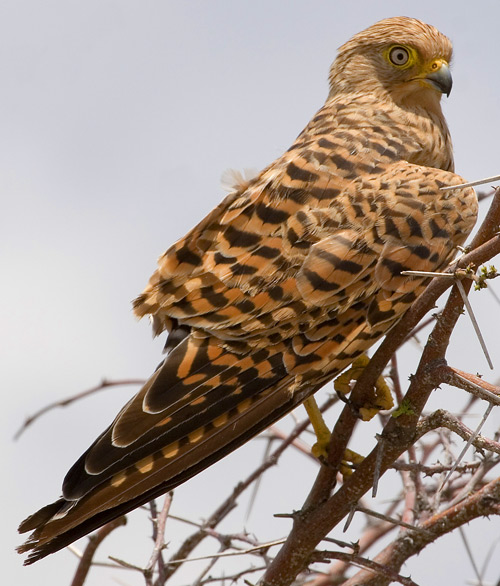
[424,61,453,97]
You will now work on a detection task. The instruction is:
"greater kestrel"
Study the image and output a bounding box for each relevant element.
[19,16,478,563]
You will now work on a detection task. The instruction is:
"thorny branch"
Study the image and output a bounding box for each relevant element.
[339,476,500,586]
[416,409,500,456]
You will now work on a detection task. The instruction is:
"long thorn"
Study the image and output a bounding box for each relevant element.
[455,280,494,369]
[343,506,357,532]
[401,270,455,278]
[458,526,484,586]
[441,174,500,191]
[372,434,384,497]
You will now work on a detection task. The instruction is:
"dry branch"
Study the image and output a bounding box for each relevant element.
[69,517,126,586]
[14,379,144,440]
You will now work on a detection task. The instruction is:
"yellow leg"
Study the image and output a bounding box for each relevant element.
[303,396,332,459]
[303,355,394,474]
[303,396,365,474]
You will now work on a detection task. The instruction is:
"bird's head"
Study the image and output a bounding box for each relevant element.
[328,17,453,111]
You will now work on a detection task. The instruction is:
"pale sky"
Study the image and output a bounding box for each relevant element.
[3,2,500,585]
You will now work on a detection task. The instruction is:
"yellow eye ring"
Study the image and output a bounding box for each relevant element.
[388,46,410,67]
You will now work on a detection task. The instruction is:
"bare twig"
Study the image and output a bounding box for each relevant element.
[391,460,482,476]
[192,564,268,585]
[15,379,144,439]
[145,493,173,586]
[354,506,430,536]
[162,538,286,566]
[70,517,127,586]
[310,550,421,586]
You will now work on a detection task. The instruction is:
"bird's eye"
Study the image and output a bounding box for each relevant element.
[389,46,410,66]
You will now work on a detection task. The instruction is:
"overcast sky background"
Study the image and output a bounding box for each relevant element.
[3,1,500,585]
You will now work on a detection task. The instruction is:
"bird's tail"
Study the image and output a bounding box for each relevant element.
[18,334,315,564]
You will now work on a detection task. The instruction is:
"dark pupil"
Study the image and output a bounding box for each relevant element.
[393,49,407,63]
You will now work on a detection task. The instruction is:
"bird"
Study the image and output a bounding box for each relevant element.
[18,16,478,564]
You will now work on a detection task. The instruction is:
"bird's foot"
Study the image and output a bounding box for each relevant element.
[334,354,393,421]
[303,396,365,475]
[340,448,365,476]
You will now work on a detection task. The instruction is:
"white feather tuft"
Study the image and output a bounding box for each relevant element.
[220,168,259,193]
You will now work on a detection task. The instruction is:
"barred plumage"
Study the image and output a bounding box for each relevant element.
[19,16,478,564]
